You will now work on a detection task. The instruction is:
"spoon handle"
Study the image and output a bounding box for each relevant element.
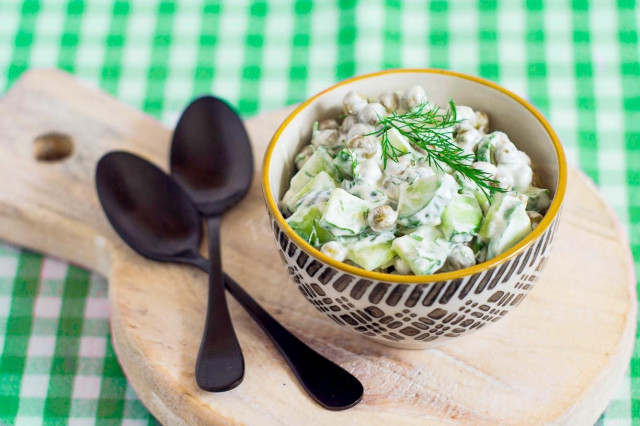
[222,274,363,411]
[195,216,245,392]
[188,257,363,410]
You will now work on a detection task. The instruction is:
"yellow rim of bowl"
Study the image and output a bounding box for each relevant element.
[262,68,567,284]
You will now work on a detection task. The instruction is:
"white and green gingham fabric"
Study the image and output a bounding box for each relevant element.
[0,0,638,424]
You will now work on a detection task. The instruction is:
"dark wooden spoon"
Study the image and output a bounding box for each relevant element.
[95,151,364,410]
[169,96,252,392]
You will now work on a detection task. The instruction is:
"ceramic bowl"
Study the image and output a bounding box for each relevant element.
[262,69,567,349]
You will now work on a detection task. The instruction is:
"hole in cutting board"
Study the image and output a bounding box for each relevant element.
[33,132,74,162]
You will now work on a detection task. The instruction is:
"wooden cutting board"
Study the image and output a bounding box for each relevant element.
[0,69,635,425]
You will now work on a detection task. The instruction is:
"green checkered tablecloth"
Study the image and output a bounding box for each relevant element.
[0,0,638,424]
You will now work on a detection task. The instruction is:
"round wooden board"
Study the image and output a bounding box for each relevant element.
[0,70,635,425]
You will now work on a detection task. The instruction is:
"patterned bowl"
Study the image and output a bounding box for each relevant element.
[262,69,567,349]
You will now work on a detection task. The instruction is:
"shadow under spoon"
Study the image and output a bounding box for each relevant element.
[95,151,364,410]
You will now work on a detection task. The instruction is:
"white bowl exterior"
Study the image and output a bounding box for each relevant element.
[270,212,560,349]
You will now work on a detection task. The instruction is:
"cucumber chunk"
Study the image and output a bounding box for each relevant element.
[286,202,333,246]
[475,140,493,164]
[310,222,335,246]
[391,226,450,275]
[440,192,483,242]
[386,127,414,154]
[524,186,551,213]
[397,175,438,219]
[487,204,531,259]
[472,190,491,215]
[289,147,338,194]
[479,192,531,259]
[284,171,337,212]
[319,188,370,237]
[475,132,503,164]
[397,173,459,227]
[479,192,521,238]
[295,189,331,211]
[346,232,396,271]
[455,171,492,215]
[342,180,388,207]
[333,149,355,179]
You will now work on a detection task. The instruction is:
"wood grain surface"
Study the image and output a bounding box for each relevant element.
[0,69,635,425]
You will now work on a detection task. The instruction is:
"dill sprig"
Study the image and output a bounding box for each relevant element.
[370,100,505,198]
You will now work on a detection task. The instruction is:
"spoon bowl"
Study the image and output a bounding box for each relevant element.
[170,96,254,216]
[96,151,202,264]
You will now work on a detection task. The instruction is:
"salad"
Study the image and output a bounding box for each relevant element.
[279,85,551,276]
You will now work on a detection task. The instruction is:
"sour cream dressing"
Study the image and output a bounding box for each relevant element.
[280,85,551,276]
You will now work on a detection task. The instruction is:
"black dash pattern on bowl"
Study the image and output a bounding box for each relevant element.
[268,212,560,348]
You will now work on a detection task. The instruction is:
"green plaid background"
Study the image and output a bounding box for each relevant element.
[0,0,637,424]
